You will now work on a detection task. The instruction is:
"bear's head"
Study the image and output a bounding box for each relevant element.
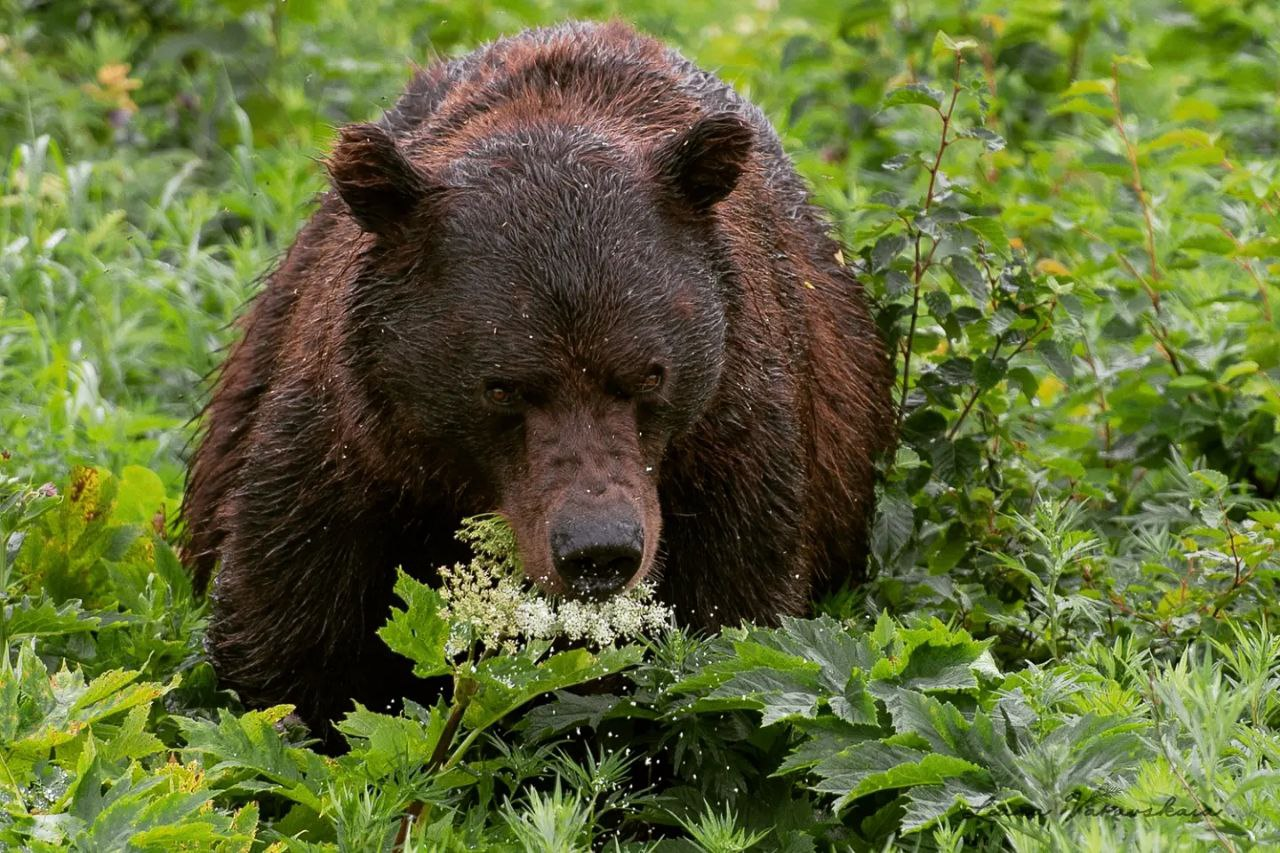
[327,113,753,599]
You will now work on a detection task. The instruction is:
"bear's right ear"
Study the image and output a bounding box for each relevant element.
[326,123,433,237]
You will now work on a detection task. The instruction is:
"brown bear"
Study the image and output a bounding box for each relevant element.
[182,20,895,735]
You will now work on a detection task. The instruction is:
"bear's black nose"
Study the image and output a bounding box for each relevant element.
[549,513,644,600]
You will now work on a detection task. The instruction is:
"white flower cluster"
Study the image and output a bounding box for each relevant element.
[438,516,672,657]
[437,554,527,657]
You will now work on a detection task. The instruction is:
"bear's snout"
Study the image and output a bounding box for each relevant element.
[549,506,644,600]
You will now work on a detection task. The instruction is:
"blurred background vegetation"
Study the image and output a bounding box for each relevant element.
[2,0,1280,849]
[5,0,1279,651]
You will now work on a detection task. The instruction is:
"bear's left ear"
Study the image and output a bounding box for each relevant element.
[653,112,753,212]
[326,122,435,237]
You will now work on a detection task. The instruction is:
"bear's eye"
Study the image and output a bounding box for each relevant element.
[484,382,520,406]
[638,366,665,394]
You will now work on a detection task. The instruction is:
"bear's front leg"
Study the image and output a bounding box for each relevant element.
[201,408,416,744]
[206,512,409,741]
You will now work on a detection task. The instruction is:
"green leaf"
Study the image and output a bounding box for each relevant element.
[973,356,1007,391]
[464,645,642,731]
[871,620,998,691]
[956,127,1005,152]
[762,615,880,692]
[925,290,953,319]
[1167,145,1225,168]
[2,595,104,642]
[829,673,880,726]
[1042,456,1087,481]
[871,491,916,568]
[1050,97,1115,118]
[932,31,979,56]
[101,704,166,764]
[882,152,913,172]
[377,568,451,679]
[673,636,819,695]
[935,358,972,387]
[872,234,907,273]
[70,668,177,727]
[704,667,821,726]
[1218,360,1258,384]
[902,777,1007,832]
[883,84,944,110]
[1177,232,1235,255]
[337,701,446,776]
[776,717,877,775]
[948,255,989,303]
[522,692,630,740]
[1035,339,1075,381]
[1168,374,1210,391]
[72,768,215,850]
[960,218,1010,256]
[1059,79,1112,98]
[1191,469,1229,491]
[813,741,984,812]
[112,466,168,526]
[176,707,329,812]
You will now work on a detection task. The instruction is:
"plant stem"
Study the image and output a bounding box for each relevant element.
[1079,339,1114,456]
[1078,225,1183,375]
[1110,62,1160,290]
[945,313,1052,441]
[1106,65,1192,375]
[394,670,480,849]
[1217,224,1273,322]
[0,751,27,814]
[898,53,964,424]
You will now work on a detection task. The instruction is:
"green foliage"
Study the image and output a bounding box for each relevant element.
[3,0,1280,849]
[2,471,1280,847]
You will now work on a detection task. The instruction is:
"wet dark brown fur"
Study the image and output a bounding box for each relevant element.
[182,20,895,734]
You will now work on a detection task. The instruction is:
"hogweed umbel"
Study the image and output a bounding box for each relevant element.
[437,515,672,657]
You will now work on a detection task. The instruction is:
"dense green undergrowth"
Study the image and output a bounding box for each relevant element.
[3,0,1279,849]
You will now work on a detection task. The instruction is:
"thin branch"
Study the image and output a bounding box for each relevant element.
[1110,62,1161,290]
[1216,224,1273,322]
[1079,338,1114,456]
[898,52,964,423]
[946,314,1053,441]
[1077,225,1184,375]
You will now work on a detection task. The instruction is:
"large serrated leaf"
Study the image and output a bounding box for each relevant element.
[760,616,878,692]
[829,673,879,726]
[701,666,821,726]
[176,707,329,812]
[337,701,446,776]
[522,692,632,740]
[812,740,984,813]
[2,596,104,642]
[464,644,642,731]
[901,777,1007,832]
[377,568,450,679]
